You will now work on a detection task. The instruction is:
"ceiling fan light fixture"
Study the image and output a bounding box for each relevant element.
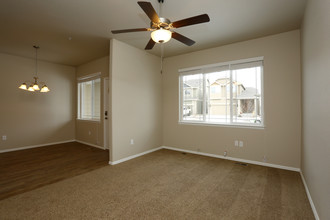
[151,29,172,44]
[111,1,210,50]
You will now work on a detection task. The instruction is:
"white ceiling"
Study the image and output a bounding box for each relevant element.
[0,0,307,66]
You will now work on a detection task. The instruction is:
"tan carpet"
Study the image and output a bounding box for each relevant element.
[0,149,314,219]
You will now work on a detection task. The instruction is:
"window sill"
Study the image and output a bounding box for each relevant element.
[76,118,101,123]
[178,121,265,129]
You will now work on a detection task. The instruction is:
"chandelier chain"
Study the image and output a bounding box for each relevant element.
[34,45,39,78]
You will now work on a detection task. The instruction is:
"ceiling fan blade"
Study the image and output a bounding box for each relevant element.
[172,14,210,28]
[111,28,149,34]
[137,1,160,23]
[145,38,156,50]
[172,32,195,46]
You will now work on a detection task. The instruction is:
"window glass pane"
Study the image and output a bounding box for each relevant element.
[179,58,263,127]
[81,81,92,119]
[77,84,81,118]
[78,78,101,120]
[232,66,262,124]
[93,78,101,119]
[206,70,230,123]
[182,74,203,121]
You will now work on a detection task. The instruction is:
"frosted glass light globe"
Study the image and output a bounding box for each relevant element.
[151,29,172,44]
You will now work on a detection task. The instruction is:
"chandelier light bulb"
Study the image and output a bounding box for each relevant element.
[28,85,35,92]
[40,85,50,93]
[33,84,40,90]
[32,77,40,90]
[19,83,27,90]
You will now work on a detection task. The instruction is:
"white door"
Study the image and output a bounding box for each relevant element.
[104,78,109,149]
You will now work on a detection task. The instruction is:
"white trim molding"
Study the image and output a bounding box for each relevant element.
[108,145,299,172]
[2,141,300,173]
[75,140,106,150]
[300,172,320,220]
[162,146,300,172]
[0,140,75,153]
[179,56,264,73]
[77,72,101,82]
[109,147,163,165]
[0,139,107,154]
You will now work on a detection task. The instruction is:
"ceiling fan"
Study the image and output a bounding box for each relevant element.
[111,0,210,50]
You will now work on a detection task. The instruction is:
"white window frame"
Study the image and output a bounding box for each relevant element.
[179,57,264,128]
[77,72,101,121]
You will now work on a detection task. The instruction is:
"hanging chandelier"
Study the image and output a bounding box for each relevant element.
[19,46,50,92]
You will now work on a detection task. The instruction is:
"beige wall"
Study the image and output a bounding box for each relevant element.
[76,56,109,148]
[301,0,330,218]
[76,56,109,78]
[110,39,162,162]
[0,53,75,150]
[163,30,301,168]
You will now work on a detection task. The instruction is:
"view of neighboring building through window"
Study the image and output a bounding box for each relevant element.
[77,77,101,120]
[179,58,263,126]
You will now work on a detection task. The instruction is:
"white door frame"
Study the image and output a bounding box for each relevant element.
[103,77,109,149]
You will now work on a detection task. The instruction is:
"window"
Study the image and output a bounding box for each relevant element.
[77,75,101,121]
[179,58,263,127]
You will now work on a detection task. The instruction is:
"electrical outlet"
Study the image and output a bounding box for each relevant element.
[263,155,267,162]
[130,139,134,145]
[2,135,7,141]
[239,141,243,147]
[224,151,227,157]
[235,140,238,147]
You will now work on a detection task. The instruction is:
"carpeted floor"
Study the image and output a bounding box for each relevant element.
[0,149,314,219]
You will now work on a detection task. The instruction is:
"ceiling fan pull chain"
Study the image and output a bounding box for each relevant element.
[160,44,164,74]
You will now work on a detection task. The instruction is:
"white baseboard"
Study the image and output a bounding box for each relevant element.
[300,172,320,220]
[75,140,106,150]
[2,142,300,172]
[0,140,75,153]
[109,145,299,172]
[109,147,163,165]
[162,146,300,172]
[0,139,106,153]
